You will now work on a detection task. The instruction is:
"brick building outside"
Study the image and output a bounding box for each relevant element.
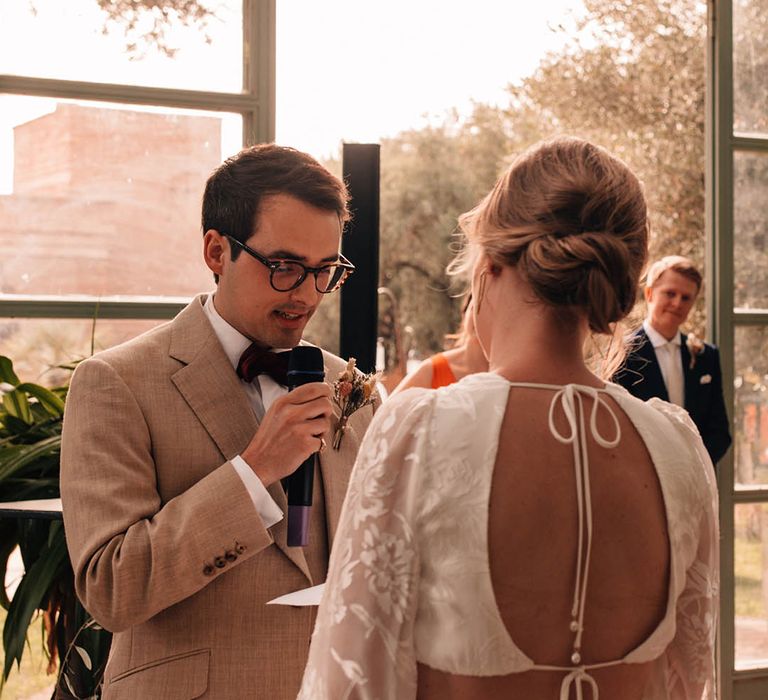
[0,104,221,380]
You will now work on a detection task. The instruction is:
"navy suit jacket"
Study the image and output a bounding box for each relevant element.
[613,328,732,464]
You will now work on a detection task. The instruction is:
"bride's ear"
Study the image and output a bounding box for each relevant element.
[479,254,502,278]
[474,253,498,276]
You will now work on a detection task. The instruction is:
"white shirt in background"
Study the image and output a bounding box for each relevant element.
[643,319,685,408]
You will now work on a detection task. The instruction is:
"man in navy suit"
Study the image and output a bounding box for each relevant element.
[614,255,731,465]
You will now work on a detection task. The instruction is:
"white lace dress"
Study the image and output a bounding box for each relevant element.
[298,373,719,700]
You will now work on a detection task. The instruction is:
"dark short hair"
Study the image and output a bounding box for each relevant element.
[202,144,350,254]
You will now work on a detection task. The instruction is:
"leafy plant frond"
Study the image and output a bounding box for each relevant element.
[0,357,20,386]
[2,534,68,680]
[0,436,62,482]
[2,390,33,426]
[16,383,66,418]
[0,354,111,696]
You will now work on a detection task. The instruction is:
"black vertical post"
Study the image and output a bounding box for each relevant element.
[340,143,380,373]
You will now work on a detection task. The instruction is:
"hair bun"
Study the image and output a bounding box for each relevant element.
[521,230,635,333]
[456,137,648,333]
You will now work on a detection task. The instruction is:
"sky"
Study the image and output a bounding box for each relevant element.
[0,0,584,190]
[275,0,584,158]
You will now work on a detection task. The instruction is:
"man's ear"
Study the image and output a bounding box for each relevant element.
[643,285,653,303]
[203,230,228,277]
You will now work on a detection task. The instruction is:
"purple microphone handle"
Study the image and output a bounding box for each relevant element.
[287,505,311,547]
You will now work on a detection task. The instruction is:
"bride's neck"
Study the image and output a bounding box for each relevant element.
[486,311,599,386]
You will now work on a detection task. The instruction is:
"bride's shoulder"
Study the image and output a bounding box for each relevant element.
[605,381,695,430]
[377,373,507,422]
[445,371,509,394]
[373,385,437,428]
[605,382,715,477]
[436,371,510,406]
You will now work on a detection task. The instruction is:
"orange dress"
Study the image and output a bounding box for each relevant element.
[430,353,457,389]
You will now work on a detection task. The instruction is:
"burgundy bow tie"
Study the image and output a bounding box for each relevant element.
[237,344,291,386]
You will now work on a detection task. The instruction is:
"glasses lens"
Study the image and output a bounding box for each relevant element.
[271,262,305,291]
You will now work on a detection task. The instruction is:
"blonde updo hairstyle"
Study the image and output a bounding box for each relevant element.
[458,137,649,336]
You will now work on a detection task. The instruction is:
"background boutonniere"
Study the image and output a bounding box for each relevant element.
[686,333,705,369]
[331,358,379,449]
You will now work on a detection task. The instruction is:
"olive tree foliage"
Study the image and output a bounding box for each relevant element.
[376,0,710,370]
[508,0,708,331]
[95,1,216,57]
[29,0,217,57]
[377,107,524,363]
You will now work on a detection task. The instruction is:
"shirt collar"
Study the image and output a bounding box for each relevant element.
[643,319,681,348]
[203,295,294,371]
[203,294,252,370]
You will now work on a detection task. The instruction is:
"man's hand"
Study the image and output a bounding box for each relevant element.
[241,383,332,487]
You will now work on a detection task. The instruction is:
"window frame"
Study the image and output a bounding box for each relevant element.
[708,0,768,697]
[0,0,275,322]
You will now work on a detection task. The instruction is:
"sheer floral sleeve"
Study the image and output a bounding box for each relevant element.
[298,389,435,700]
[648,398,720,699]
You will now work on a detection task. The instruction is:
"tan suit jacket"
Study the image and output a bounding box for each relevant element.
[60,295,377,699]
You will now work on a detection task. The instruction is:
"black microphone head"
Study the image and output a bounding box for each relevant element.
[287,346,325,388]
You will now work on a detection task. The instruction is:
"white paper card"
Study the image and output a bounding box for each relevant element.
[266,583,325,607]
[0,498,62,512]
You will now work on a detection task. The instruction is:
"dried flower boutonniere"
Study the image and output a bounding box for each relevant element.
[332,358,379,450]
[686,333,705,369]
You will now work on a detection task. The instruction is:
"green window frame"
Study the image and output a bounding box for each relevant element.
[0,0,276,324]
[708,0,768,697]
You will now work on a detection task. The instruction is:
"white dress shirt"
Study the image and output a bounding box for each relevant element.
[643,319,685,408]
[203,295,285,528]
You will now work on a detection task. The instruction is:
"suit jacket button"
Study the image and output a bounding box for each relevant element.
[202,564,215,576]
[225,550,238,562]
[214,556,226,568]
[234,542,246,554]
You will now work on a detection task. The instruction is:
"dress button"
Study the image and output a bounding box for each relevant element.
[214,556,226,568]
[225,550,238,562]
[202,564,215,576]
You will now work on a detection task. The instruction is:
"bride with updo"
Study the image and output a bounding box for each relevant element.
[299,137,718,700]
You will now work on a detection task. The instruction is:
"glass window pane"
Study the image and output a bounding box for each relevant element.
[0,95,242,296]
[734,151,768,309]
[735,503,768,670]
[735,326,768,487]
[0,318,164,386]
[275,1,583,160]
[733,0,768,135]
[0,0,242,93]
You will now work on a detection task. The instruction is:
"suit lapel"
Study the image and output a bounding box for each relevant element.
[168,296,312,580]
[680,334,697,412]
[169,298,257,460]
[318,404,358,546]
[636,330,669,402]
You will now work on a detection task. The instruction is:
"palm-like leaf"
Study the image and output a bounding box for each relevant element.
[0,355,111,697]
[2,534,68,680]
[0,357,20,385]
[0,436,61,482]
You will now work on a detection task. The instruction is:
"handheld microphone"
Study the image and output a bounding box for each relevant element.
[285,346,325,547]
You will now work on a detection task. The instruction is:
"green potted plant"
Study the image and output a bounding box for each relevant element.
[0,356,111,698]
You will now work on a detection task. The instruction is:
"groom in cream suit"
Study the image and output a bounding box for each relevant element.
[61,145,377,699]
